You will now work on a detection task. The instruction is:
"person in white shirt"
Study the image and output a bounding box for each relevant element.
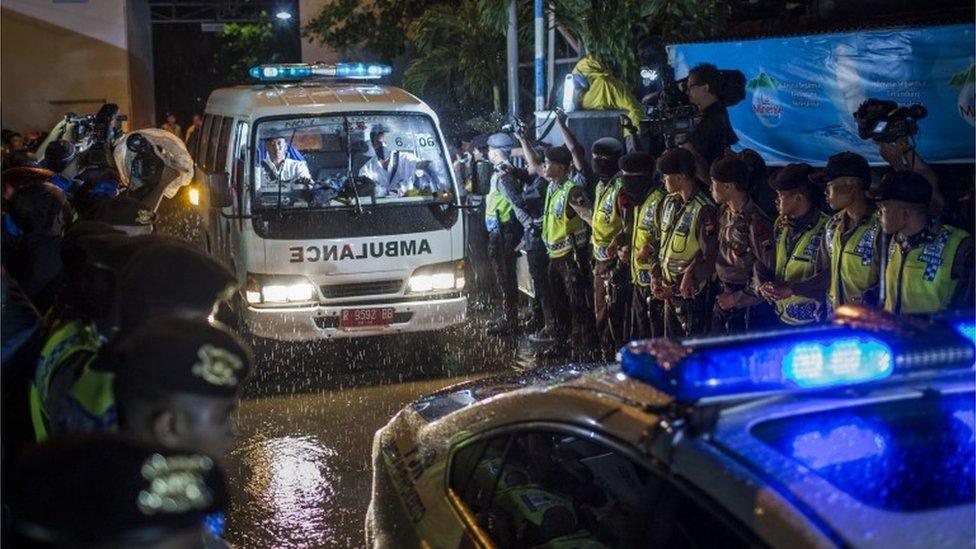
[257,136,312,191]
[358,128,424,197]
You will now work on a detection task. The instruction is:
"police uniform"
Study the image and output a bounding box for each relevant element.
[484,133,524,332]
[9,435,229,547]
[763,165,830,326]
[616,152,667,340]
[873,172,975,315]
[710,157,775,333]
[542,146,594,357]
[656,149,719,338]
[590,172,629,358]
[30,235,237,441]
[818,152,883,311]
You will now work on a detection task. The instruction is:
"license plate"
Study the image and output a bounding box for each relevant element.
[339,307,396,328]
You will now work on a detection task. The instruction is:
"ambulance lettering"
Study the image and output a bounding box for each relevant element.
[289,239,432,263]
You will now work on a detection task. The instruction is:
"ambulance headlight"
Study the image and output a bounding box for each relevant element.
[246,274,317,306]
[408,260,465,293]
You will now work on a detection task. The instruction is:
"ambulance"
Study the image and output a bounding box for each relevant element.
[191,63,466,341]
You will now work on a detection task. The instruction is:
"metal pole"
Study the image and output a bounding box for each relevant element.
[547,10,555,107]
[506,0,519,118]
[534,0,544,113]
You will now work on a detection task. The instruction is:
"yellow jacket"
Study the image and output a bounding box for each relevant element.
[573,56,643,126]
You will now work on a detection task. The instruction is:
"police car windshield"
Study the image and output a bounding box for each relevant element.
[752,391,975,512]
[252,114,454,210]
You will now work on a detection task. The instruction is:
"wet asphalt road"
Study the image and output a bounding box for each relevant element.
[224,330,534,548]
[156,196,543,547]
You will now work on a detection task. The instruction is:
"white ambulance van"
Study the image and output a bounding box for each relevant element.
[191,63,466,341]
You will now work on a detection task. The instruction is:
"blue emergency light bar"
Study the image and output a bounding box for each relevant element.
[249,62,393,81]
[621,319,975,402]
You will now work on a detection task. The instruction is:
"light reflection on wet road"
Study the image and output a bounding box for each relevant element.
[157,194,546,548]
[223,330,538,548]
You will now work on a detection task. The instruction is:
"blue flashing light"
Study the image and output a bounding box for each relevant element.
[334,62,392,79]
[953,320,976,345]
[249,62,392,82]
[249,64,312,81]
[620,329,895,401]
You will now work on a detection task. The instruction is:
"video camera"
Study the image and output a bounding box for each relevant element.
[64,103,127,167]
[853,99,927,143]
[633,64,745,143]
[501,115,526,134]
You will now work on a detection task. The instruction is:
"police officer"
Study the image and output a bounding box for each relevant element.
[654,148,719,338]
[757,164,830,326]
[512,130,557,342]
[484,133,524,335]
[542,145,595,359]
[30,235,237,441]
[819,152,883,311]
[10,435,229,548]
[112,317,252,464]
[874,171,974,314]
[616,151,667,339]
[709,156,774,333]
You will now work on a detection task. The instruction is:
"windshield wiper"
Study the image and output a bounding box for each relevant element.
[343,117,369,217]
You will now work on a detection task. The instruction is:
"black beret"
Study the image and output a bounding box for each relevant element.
[869,171,932,205]
[85,197,156,228]
[117,240,237,322]
[60,221,122,269]
[656,148,696,177]
[591,137,623,157]
[618,152,655,174]
[10,435,227,546]
[470,134,489,150]
[823,151,871,184]
[709,156,749,188]
[770,163,815,191]
[545,145,573,166]
[112,317,253,399]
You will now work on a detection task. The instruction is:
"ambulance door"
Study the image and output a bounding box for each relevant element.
[225,119,250,277]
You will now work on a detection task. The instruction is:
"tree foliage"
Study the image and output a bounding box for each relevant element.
[302,0,446,60]
[213,16,281,85]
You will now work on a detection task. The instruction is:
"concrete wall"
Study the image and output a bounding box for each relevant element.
[299,0,342,64]
[1,0,154,133]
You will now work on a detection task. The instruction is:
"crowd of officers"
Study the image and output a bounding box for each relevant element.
[1,133,246,547]
[467,100,973,363]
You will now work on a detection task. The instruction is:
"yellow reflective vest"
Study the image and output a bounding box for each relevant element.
[591,177,624,261]
[825,211,882,310]
[658,192,715,290]
[631,187,669,287]
[773,212,829,325]
[884,224,969,314]
[484,172,514,231]
[543,179,587,259]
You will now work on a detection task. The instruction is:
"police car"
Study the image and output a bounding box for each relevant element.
[367,307,975,548]
[191,63,466,341]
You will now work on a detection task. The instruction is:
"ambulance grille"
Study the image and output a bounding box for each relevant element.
[320,280,403,299]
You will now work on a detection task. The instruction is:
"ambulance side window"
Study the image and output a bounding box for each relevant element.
[214,116,233,174]
[197,115,214,170]
[448,429,752,547]
[232,121,249,211]
[206,117,226,172]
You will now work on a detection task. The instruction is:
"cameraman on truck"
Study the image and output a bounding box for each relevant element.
[679,63,740,181]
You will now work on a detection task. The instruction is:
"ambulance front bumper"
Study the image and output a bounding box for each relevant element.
[242,294,467,341]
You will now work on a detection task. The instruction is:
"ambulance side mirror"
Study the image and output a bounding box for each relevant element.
[471,160,492,195]
[208,172,232,209]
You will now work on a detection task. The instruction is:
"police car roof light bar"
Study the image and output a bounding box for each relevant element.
[249,62,393,82]
[621,320,975,402]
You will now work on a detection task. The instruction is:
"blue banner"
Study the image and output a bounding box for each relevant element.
[669,25,975,165]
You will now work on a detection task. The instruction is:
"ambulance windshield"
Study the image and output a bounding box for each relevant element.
[252,114,455,210]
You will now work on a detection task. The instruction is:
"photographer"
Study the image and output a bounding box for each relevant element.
[876,137,943,216]
[679,63,740,182]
